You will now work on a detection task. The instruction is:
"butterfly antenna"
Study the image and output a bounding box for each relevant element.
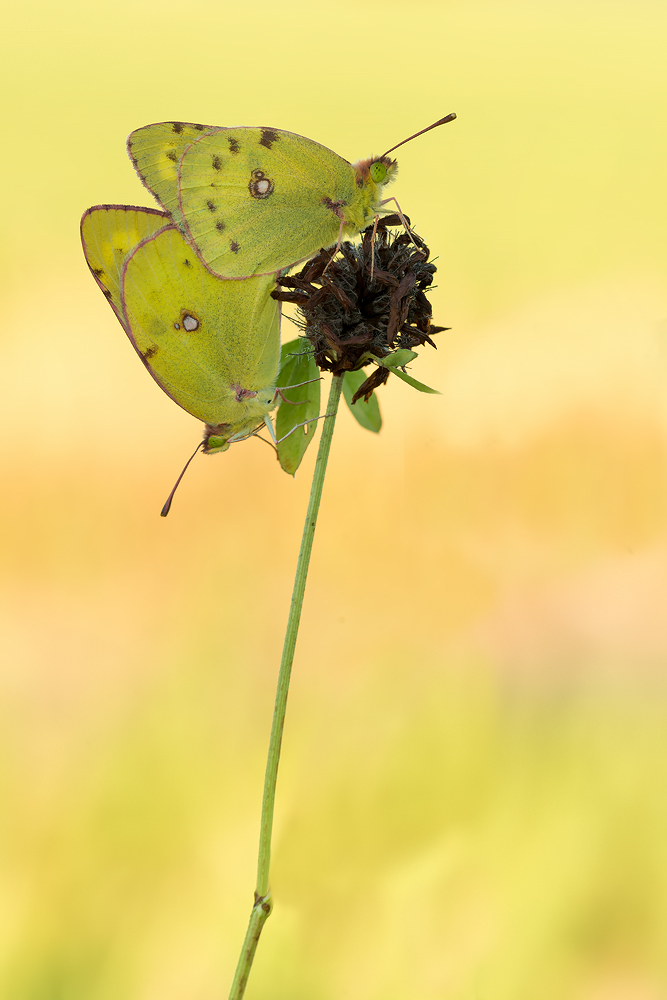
[381,113,457,158]
[160,441,204,517]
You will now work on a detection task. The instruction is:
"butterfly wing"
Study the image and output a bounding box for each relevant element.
[176,127,359,278]
[120,225,281,429]
[80,204,169,326]
[127,121,220,227]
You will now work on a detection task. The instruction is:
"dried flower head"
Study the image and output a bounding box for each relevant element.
[272,215,448,401]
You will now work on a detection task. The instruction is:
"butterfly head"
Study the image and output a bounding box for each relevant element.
[203,423,233,454]
[353,155,398,191]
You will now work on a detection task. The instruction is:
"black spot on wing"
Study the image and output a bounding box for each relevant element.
[206,199,216,212]
[143,345,158,359]
[212,155,222,170]
[92,267,104,278]
[166,151,178,163]
[195,124,206,131]
[183,258,191,267]
[228,137,240,154]
[172,123,184,134]
[215,220,225,232]
[103,288,113,300]
[260,129,279,149]
[230,241,240,253]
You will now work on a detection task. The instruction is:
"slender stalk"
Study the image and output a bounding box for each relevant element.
[228,374,344,1000]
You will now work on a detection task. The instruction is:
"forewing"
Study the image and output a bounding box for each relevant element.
[177,127,358,277]
[127,122,220,225]
[80,204,169,326]
[120,226,281,426]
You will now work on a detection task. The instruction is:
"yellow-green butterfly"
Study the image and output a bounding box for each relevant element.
[80,204,282,454]
[127,114,456,280]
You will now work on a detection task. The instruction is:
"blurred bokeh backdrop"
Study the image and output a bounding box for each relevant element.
[2,1,667,997]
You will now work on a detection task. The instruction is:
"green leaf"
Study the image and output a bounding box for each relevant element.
[385,367,441,394]
[342,370,382,433]
[275,338,321,475]
[376,349,418,368]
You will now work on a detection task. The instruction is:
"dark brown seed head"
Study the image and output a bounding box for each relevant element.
[272,216,448,390]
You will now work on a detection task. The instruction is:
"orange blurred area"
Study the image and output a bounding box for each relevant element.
[2,0,667,997]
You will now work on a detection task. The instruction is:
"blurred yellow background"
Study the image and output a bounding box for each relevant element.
[2,1,667,997]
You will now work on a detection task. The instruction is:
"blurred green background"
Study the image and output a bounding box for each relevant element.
[2,1,667,997]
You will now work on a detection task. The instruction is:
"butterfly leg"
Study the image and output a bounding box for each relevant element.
[369,213,380,282]
[275,390,304,406]
[379,196,420,249]
[263,412,278,444]
[274,377,321,405]
[225,419,278,454]
[227,418,275,446]
[322,218,345,276]
[275,412,336,445]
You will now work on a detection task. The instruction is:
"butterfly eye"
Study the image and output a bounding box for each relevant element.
[370,161,387,184]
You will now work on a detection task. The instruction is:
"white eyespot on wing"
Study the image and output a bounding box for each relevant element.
[248,169,275,199]
[182,313,200,332]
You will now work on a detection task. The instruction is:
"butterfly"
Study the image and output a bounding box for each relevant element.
[126,115,456,280]
[80,204,282,455]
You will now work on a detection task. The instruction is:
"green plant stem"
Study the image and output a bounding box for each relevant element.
[228,373,344,1000]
